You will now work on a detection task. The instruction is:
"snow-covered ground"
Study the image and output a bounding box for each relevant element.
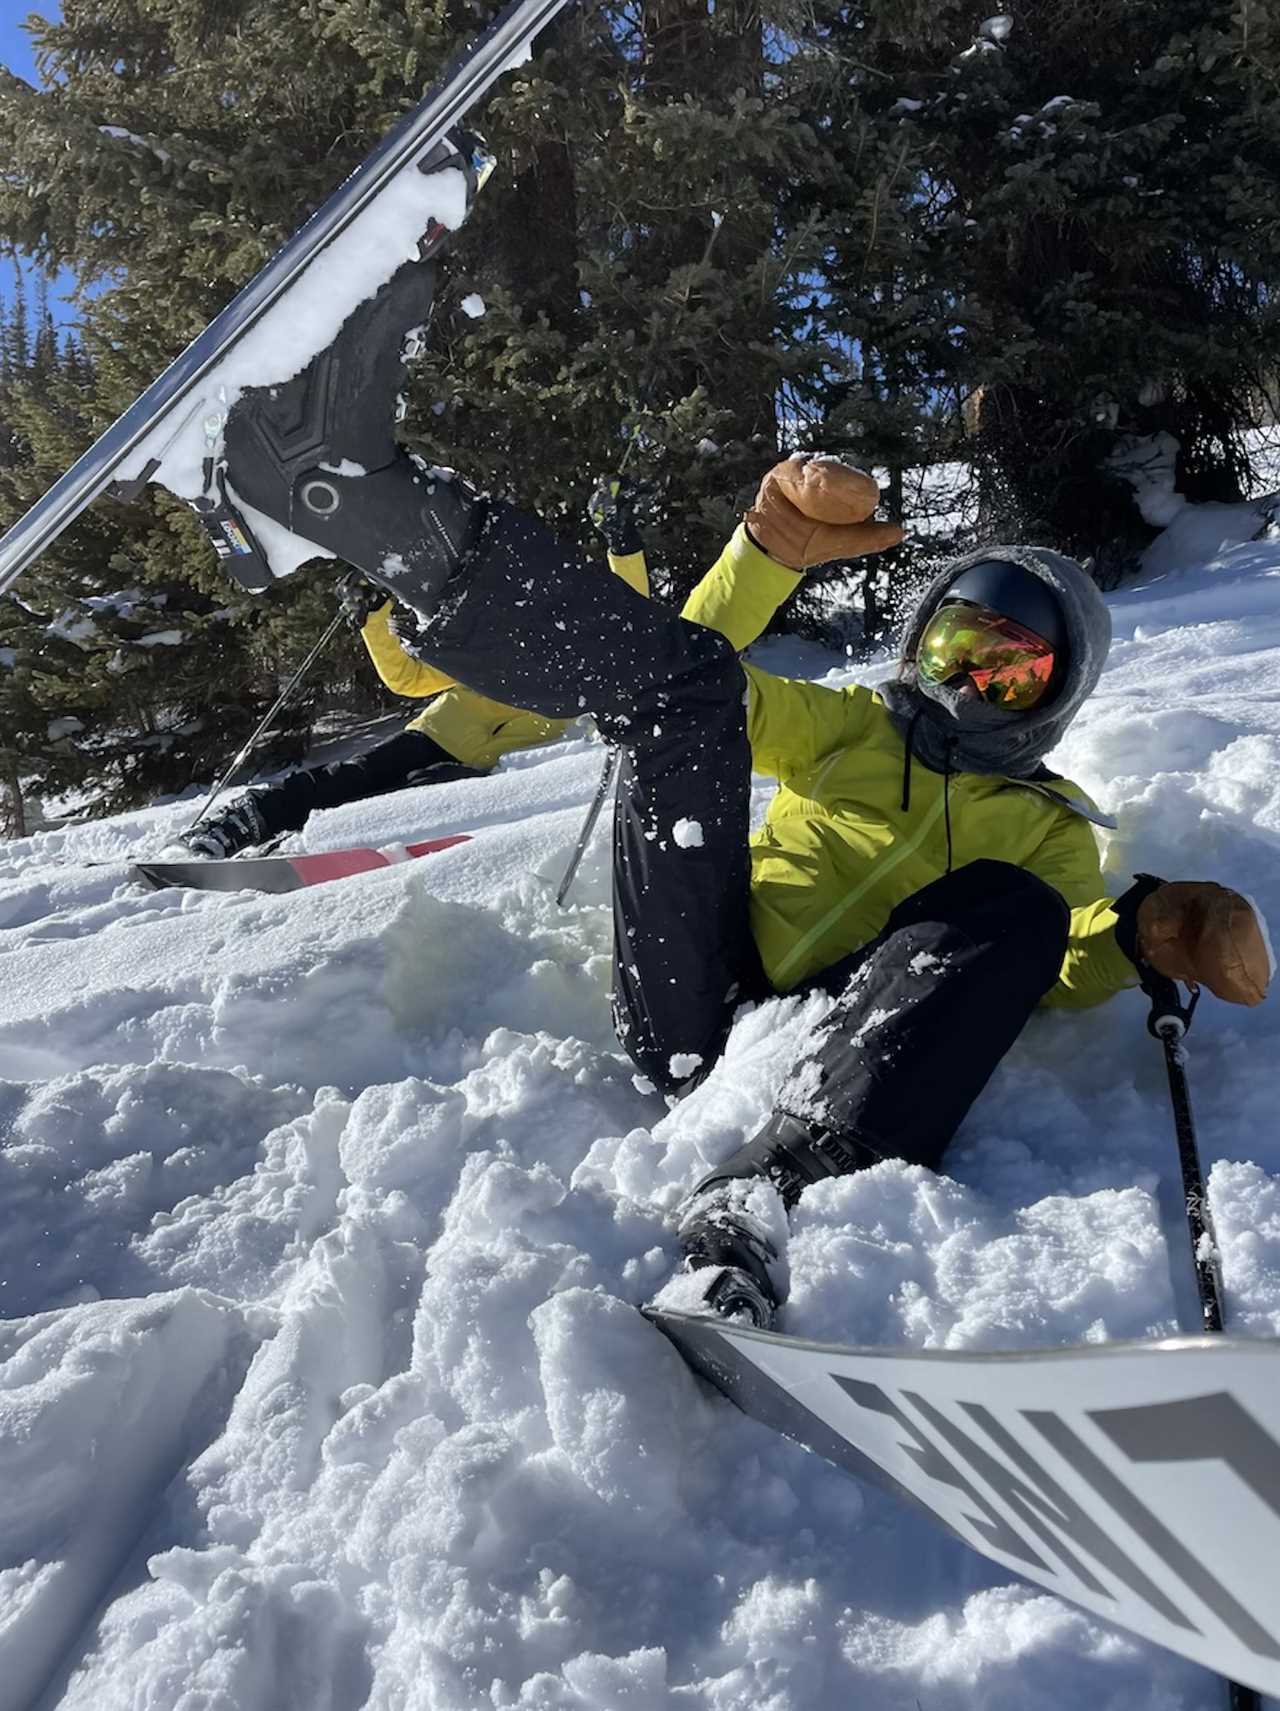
[3,497,1280,1711]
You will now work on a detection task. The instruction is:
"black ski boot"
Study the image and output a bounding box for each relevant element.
[179,794,271,859]
[671,1113,883,1328]
[693,1110,885,1212]
[181,127,493,602]
[220,257,481,614]
[674,1179,787,1330]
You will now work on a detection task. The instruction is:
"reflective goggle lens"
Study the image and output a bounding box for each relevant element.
[917,603,1056,710]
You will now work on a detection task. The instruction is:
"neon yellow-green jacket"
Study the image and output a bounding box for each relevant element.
[360,549,649,771]
[682,526,1137,1009]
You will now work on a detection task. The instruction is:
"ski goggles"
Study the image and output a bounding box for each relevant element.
[916,601,1057,710]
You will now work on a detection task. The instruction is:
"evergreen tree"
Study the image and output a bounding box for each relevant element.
[855,0,1280,572]
[0,11,401,821]
[18,0,1273,823]
[407,0,840,604]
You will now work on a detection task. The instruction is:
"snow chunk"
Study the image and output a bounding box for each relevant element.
[667,1052,703,1081]
[459,293,486,318]
[136,629,185,647]
[46,717,84,740]
[0,1292,250,1711]
[533,1288,692,1517]
[1139,495,1272,576]
[83,587,146,616]
[47,610,98,647]
[672,818,704,849]
[99,125,172,165]
[980,15,1013,42]
[907,950,946,976]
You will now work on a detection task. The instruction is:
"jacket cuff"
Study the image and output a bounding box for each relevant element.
[729,522,806,593]
[360,597,393,632]
[606,549,649,597]
[680,524,804,652]
[1112,873,1166,966]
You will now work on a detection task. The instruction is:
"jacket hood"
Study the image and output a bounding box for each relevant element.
[877,542,1112,782]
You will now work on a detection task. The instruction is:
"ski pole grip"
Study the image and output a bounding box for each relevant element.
[1140,965,1199,1041]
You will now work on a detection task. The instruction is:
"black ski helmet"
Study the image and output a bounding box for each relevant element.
[940,558,1067,653]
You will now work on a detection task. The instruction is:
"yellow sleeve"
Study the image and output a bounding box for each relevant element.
[1023,815,1140,1008]
[678,523,864,780]
[743,665,871,782]
[607,548,649,597]
[360,600,459,699]
[407,687,569,770]
[681,524,803,651]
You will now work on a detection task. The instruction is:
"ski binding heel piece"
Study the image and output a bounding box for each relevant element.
[700,1265,777,1330]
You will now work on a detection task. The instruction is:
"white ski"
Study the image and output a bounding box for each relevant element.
[647,1306,1280,1696]
[0,0,572,597]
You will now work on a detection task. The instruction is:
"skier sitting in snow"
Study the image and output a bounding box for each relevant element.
[181,484,648,859]
[214,262,1273,1329]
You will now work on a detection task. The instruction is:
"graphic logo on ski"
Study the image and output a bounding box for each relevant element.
[655,1314,1280,1695]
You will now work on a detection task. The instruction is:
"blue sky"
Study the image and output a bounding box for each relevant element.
[0,7,47,83]
[1,4,78,331]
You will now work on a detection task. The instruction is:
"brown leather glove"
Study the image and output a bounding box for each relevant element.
[745,454,905,570]
[1136,881,1272,1007]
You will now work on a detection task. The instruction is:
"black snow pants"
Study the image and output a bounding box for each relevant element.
[246,727,484,841]
[398,503,765,1090]
[402,501,1070,1185]
[694,860,1070,1203]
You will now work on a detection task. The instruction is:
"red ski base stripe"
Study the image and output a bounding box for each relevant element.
[285,833,471,886]
[132,832,473,894]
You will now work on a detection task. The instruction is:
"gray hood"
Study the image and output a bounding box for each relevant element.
[876,543,1112,794]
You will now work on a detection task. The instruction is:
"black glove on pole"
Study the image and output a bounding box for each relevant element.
[1142,969,1260,1711]
[336,569,384,630]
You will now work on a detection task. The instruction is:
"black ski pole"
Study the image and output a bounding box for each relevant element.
[555,746,618,907]
[1142,969,1260,1711]
[183,609,346,836]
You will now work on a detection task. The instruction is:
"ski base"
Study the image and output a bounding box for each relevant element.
[645,1305,1280,1697]
[133,833,471,893]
